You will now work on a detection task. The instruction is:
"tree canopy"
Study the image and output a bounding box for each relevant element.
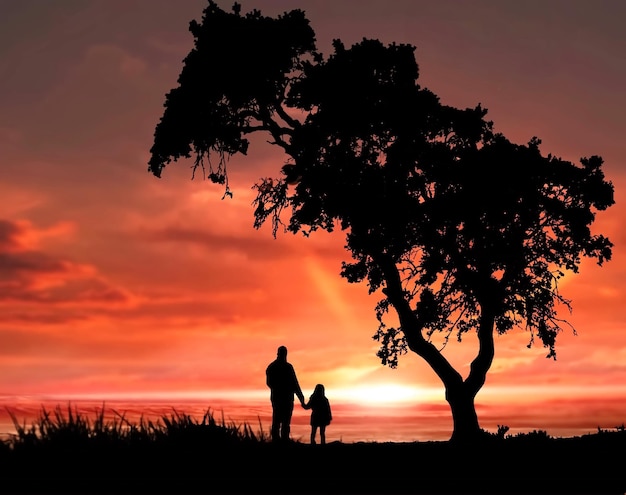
[149,1,614,442]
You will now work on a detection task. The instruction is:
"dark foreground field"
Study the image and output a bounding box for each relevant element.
[1,406,625,495]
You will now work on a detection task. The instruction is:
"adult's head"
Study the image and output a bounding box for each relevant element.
[277,345,288,361]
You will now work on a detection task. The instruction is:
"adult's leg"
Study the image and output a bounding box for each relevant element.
[320,425,326,445]
[270,403,281,442]
[272,399,294,442]
[279,401,295,441]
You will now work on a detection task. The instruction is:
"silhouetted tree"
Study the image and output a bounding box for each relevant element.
[148,1,614,443]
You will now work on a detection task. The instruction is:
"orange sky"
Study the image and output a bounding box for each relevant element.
[1,0,626,431]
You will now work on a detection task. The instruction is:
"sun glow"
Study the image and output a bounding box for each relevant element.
[336,384,429,406]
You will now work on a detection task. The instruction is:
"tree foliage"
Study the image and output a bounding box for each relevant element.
[149,1,317,194]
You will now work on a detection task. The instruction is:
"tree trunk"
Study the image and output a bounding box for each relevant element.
[445,300,496,444]
[376,254,496,444]
[446,383,483,444]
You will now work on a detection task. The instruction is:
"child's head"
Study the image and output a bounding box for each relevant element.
[313,383,325,396]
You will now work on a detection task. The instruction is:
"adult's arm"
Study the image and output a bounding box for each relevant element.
[292,366,305,403]
[265,365,272,388]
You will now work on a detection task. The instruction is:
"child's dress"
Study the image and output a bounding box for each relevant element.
[308,393,332,426]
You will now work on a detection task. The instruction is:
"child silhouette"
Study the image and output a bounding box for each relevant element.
[303,383,332,445]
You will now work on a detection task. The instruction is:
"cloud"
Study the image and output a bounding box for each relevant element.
[137,224,294,261]
[83,43,148,79]
[489,354,542,375]
[0,219,26,251]
[0,218,133,308]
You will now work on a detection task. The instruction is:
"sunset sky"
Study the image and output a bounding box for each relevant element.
[1,0,626,435]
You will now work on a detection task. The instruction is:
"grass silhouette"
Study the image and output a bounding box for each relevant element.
[5,403,267,447]
[1,403,625,494]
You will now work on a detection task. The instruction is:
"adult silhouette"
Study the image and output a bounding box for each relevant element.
[265,345,305,442]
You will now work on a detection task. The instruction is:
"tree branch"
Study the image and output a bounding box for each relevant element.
[274,103,301,129]
[257,107,295,153]
[467,311,495,393]
[375,252,462,386]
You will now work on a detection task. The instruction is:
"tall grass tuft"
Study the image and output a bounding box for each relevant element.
[0,403,277,493]
[3,402,269,452]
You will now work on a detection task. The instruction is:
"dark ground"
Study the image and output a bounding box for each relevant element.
[2,433,625,495]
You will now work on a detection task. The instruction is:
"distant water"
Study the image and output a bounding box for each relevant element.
[1,395,623,443]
